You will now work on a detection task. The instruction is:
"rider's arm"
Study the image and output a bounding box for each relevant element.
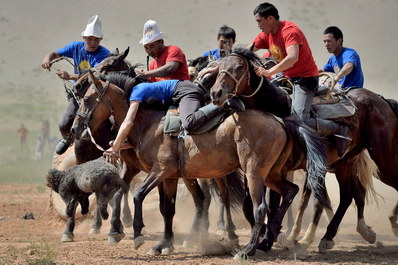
[106,101,140,153]
[41,52,60,70]
[334,62,354,83]
[138,61,180,79]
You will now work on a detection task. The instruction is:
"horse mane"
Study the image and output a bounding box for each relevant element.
[102,66,146,96]
[230,47,292,117]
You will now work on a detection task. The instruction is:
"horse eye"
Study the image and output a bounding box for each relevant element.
[83,96,89,103]
[236,65,244,71]
[75,83,81,90]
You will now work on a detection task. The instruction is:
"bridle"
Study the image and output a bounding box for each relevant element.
[76,78,113,130]
[217,53,264,98]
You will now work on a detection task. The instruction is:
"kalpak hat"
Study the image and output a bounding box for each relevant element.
[81,15,103,38]
[139,20,163,45]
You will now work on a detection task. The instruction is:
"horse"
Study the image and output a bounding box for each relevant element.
[70,69,329,257]
[210,47,398,251]
[93,48,245,239]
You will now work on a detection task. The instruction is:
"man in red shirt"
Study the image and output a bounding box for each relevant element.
[249,2,350,157]
[137,20,190,82]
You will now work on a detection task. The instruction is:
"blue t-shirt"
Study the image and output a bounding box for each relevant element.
[57,41,110,74]
[203,48,221,60]
[323,47,364,89]
[129,80,179,105]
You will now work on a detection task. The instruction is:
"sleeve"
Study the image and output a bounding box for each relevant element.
[282,26,303,47]
[166,46,186,64]
[252,33,268,49]
[343,50,359,68]
[323,58,334,72]
[56,42,77,58]
[129,83,149,102]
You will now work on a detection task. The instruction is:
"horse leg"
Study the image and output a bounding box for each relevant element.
[181,178,207,248]
[389,200,398,237]
[318,166,355,252]
[121,184,133,228]
[133,171,169,250]
[62,199,78,242]
[108,166,140,244]
[353,179,376,244]
[284,171,295,237]
[299,186,332,249]
[148,178,179,255]
[214,178,239,247]
[286,176,311,246]
[259,189,281,252]
[258,178,299,252]
[240,173,267,257]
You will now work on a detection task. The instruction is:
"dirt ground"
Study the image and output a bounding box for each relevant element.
[0,182,397,265]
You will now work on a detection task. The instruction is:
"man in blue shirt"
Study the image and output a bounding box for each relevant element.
[203,25,236,59]
[321,26,364,89]
[41,15,110,154]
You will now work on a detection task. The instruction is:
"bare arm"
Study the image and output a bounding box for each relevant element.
[137,61,180,78]
[105,101,140,155]
[334,62,354,83]
[254,44,299,77]
[41,51,60,71]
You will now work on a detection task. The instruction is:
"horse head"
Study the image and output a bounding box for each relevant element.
[210,50,253,106]
[71,70,122,140]
[94,47,131,75]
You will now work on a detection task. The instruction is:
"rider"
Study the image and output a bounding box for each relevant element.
[321,26,364,89]
[249,2,351,157]
[135,20,190,82]
[203,25,236,59]
[41,15,110,155]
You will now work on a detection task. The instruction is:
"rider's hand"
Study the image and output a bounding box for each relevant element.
[41,59,52,71]
[254,66,271,78]
[198,65,219,79]
[56,70,71,80]
[103,147,119,165]
[136,70,147,78]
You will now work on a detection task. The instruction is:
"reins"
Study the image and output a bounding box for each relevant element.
[219,53,265,98]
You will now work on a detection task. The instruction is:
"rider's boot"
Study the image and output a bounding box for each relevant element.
[55,136,74,155]
[316,119,352,157]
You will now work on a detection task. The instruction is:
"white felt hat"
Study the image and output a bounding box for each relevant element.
[81,15,103,38]
[139,20,163,45]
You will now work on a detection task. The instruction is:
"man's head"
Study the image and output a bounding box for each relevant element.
[253,3,280,34]
[139,20,165,58]
[323,26,344,55]
[217,25,236,57]
[81,15,103,52]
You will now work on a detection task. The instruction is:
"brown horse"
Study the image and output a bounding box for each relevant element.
[71,69,329,257]
[210,47,398,251]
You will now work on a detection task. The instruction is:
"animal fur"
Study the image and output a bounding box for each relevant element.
[46,157,126,219]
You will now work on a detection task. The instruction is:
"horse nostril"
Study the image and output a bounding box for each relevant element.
[216,89,222,99]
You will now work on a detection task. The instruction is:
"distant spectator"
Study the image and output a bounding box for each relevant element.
[17,123,29,153]
[41,120,51,149]
[35,134,44,161]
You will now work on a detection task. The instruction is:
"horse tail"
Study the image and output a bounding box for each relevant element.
[284,120,330,209]
[353,150,381,205]
[209,171,245,211]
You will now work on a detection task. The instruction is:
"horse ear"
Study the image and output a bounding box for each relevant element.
[88,70,96,84]
[121,47,130,59]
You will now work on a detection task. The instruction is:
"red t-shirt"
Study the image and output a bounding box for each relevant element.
[252,21,318,78]
[149,45,190,82]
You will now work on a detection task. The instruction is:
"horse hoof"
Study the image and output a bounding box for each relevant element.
[134,236,145,249]
[233,250,248,261]
[108,232,125,244]
[276,232,287,248]
[318,238,334,253]
[61,233,74,242]
[146,248,161,256]
[89,228,100,235]
[161,247,173,255]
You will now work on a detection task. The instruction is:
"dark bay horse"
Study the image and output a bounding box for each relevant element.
[210,47,398,251]
[71,70,329,257]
